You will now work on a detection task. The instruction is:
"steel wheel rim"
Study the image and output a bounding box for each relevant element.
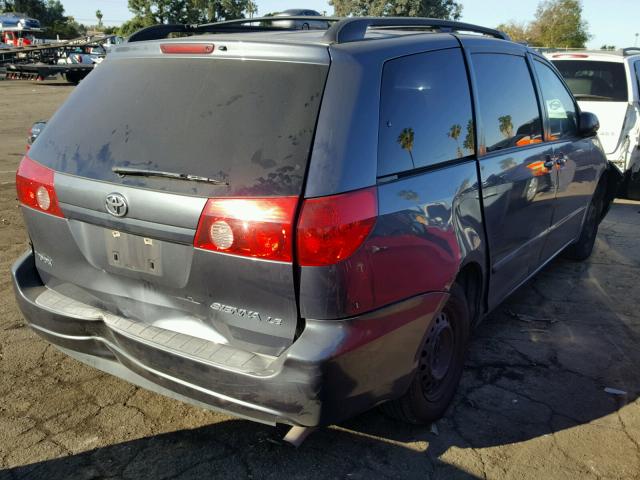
[420,311,456,402]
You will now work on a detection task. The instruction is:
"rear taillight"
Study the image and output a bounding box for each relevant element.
[16,155,63,217]
[194,197,298,262]
[297,187,377,267]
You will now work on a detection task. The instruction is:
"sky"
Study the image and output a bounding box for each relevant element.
[60,0,639,49]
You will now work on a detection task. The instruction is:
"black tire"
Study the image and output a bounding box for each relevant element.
[64,72,80,85]
[564,183,604,261]
[301,23,310,30]
[381,283,471,424]
[622,171,640,201]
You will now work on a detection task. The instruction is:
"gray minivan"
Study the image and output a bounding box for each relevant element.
[12,17,613,441]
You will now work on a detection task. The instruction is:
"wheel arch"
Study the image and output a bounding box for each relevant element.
[454,260,484,326]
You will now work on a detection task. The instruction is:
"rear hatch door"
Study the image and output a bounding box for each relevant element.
[551,58,629,154]
[25,39,329,355]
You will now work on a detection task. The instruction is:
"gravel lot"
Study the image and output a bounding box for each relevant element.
[1,80,639,480]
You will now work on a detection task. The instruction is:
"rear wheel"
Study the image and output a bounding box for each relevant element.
[301,22,310,30]
[564,183,604,261]
[381,283,470,424]
[622,171,640,201]
[64,71,80,85]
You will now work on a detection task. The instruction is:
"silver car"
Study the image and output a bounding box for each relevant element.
[272,9,329,30]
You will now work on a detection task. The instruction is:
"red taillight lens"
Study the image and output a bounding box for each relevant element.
[16,155,63,217]
[160,43,215,54]
[194,197,298,262]
[297,187,377,267]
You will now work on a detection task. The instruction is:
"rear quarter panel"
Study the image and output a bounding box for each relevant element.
[299,161,485,320]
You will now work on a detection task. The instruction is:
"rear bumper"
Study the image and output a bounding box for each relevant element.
[11,250,447,427]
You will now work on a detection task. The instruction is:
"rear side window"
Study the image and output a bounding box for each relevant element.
[533,60,578,140]
[472,53,542,153]
[378,48,474,176]
[552,60,628,102]
[29,58,328,197]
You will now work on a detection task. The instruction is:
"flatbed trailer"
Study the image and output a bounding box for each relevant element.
[4,62,93,83]
[1,34,109,83]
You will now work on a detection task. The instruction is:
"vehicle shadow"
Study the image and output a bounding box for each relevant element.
[2,205,639,479]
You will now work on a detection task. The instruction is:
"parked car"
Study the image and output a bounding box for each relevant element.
[56,45,105,65]
[272,9,329,30]
[545,48,640,198]
[12,17,614,442]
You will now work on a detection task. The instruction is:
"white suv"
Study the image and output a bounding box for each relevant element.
[545,48,640,198]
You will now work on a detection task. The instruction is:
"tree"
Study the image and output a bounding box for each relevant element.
[496,0,589,48]
[528,0,590,48]
[498,115,514,139]
[95,9,103,28]
[447,123,463,158]
[245,0,256,18]
[1,0,11,11]
[0,0,82,39]
[118,15,149,36]
[126,0,249,26]
[397,127,415,164]
[330,0,462,19]
[496,21,532,44]
[462,119,474,154]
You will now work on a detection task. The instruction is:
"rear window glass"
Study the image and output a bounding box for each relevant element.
[29,58,328,197]
[552,60,628,102]
[472,53,542,153]
[378,48,475,176]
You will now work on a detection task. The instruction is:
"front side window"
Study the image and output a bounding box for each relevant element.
[378,48,475,176]
[534,60,578,141]
[472,53,543,153]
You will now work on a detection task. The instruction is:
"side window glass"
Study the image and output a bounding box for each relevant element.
[378,48,475,176]
[472,53,543,153]
[635,62,640,96]
[533,59,578,140]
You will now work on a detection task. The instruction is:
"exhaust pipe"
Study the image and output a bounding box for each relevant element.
[282,426,316,447]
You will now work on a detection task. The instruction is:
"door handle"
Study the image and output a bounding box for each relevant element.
[555,155,567,167]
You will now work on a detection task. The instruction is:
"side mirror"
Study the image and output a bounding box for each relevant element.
[579,111,599,138]
[28,120,46,147]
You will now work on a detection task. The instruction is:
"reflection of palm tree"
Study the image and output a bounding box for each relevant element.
[499,115,514,139]
[463,119,475,154]
[448,124,463,158]
[397,127,415,165]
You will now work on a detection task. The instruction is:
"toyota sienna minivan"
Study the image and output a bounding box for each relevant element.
[12,17,614,442]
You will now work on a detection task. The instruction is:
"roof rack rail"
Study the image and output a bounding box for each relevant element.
[127,16,341,43]
[323,17,510,44]
[622,47,640,56]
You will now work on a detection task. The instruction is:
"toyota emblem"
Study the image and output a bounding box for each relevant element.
[105,193,128,217]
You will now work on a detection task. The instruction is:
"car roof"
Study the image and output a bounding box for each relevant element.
[126,17,514,48]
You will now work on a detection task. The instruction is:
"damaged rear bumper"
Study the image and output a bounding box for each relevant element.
[12,250,447,427]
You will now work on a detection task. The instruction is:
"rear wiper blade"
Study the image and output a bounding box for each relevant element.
[112,167,229,185]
